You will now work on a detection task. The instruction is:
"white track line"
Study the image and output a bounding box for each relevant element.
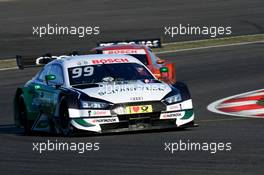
[238,91,264,98]
[207,89,264,118]
[161,34,264,46]
[156,41,263,54]
[0,67,18,71]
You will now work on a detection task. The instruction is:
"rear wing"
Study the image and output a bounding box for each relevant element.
[16,54,64,70]
[97,38,162,48]
[15,51,90,70]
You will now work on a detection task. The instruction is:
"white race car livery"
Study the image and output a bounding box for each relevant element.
[14,54,195,135]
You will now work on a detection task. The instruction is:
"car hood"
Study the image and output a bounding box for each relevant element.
[77,80,172,103]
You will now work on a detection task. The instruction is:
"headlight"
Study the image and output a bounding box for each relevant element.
[81,101,109,109]
[164,94,182,104]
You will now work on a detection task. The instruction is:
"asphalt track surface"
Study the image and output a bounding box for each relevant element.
[0,43,263,175]
[0,0,264,58]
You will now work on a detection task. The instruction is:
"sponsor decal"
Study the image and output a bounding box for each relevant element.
[92,58,129,64]
[160,112,184,119]
[130,97,144,101]
[85,117,119,124]
[68,109,111,118]
[126,105,153,114]
[35,55,68,65]
[76,60,89,66]
[208,89,264,118]
[103,49,146,55]
[166,100,193,111]
[98,39,161,48]
[113,106,127,115]
[88,110,110,117]
[167,104,182,111]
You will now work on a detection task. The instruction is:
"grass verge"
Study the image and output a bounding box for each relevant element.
[154,34,264,53]
[257,99,264,106]
[0,59,17,69]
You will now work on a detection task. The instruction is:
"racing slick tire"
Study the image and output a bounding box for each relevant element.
[18,95,32,135]
[59,100,75,137]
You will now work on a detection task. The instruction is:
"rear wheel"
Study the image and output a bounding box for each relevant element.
[18,96,31,134]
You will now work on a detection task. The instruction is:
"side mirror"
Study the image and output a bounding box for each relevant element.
[160,67,168,73]
[45,74,56,85]
[156,60,165,64]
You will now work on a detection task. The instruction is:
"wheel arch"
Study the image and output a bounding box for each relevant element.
[172,81,191,100]
[54,91,79,118]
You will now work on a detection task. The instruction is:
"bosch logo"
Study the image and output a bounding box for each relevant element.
[92,58,129,64]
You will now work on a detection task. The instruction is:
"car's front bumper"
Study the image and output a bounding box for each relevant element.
[69,99,194,133]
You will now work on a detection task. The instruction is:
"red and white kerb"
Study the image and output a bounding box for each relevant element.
[207,89,264,118]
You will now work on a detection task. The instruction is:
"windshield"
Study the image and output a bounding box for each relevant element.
[128,54,148,65]
[68,63,154,85]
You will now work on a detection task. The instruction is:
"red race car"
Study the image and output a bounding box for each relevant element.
[92,39,176,83]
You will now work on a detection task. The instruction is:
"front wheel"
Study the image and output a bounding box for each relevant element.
[59,101,74,136]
